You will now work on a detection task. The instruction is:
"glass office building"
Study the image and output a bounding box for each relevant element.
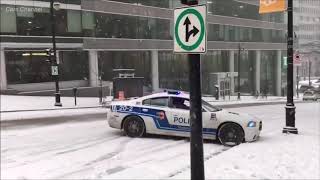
[0,0,288,96]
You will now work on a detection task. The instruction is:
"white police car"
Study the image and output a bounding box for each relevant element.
[107,91,262,146]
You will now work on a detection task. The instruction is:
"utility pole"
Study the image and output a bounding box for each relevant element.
[283,0,298,134]
[50,0,62,107]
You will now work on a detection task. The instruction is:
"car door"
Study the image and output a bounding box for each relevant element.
[140,96,171,133]
[166,97,221,133]
[166,97,191,132]
[201,100,222,131]
[202,110,222,135]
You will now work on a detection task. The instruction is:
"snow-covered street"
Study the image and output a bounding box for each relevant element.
[1,102,319,179]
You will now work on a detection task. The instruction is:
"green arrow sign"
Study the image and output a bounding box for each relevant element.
[174,5,206,53]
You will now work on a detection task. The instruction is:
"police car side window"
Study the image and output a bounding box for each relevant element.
[171,97,190,110]
[142,97,168,107]
[142,99,151,105]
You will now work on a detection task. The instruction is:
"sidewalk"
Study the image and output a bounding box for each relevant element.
[0,95,111,112]
[203,95,303,108]
[1,95,303,122]
[0,95,111,122]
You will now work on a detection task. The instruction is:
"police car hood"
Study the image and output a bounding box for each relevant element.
[220,110,257,122]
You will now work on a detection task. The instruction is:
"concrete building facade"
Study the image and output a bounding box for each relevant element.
[0,0,288,96]
[295,0,320,78]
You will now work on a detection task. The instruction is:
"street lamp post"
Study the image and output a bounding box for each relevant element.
[50,0,62,106]
[237,43,244,100]
[283,0,298,134]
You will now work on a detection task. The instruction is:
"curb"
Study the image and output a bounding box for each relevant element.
[1,112,108,129]
[206,99,305,108]
[0,106,103,113]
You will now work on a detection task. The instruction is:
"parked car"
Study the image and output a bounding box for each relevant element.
[302,90,320,101]
[312,79,320,89]
[299,85,315,93]
[298,79,320,92]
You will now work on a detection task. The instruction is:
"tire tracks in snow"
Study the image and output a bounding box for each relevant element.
[91,139,189,178]
[5,134,121,169]
[55,138,133,179]
[165,146,232,178]
[5,133,111,157]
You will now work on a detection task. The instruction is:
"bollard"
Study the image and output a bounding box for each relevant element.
[73,87,77,106]
[214,85,219,100]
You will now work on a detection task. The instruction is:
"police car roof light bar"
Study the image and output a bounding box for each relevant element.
[166,90,181,95]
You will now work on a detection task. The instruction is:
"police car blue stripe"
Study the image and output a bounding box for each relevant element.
[114,105,216,135]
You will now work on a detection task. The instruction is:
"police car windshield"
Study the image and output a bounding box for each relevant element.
[202,100,222,112]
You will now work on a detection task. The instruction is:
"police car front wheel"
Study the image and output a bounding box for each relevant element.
[218,123,244,147]
[123,116,145,138]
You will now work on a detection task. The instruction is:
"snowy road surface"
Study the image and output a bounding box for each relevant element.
[1,103,319,179]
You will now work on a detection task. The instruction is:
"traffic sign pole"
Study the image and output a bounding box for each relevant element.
[188,54,205,180]
[174,3,207,180]
[174,3,206,179]
[175,2,206,180]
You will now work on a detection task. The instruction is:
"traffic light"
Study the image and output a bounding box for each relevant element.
[45,49,54,63]
[180,0,198,5]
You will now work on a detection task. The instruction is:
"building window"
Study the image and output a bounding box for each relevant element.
[260,51,276,95]
[159,52,188,91]
[82,11,95,36]
[98,51,151,87]
[67,10,82,34]
[201,51,230,94]
[208,24,285,43]
[5,51,52,84]
[0,5,17,34]
[93,12,171,40]
[37,0,81,4]
[207,0,284,23]
[1,4,82,36]
[59,51,89,81]
[5,51,89,84]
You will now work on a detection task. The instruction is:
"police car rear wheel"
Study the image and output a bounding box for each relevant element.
[218,123,244,147]
[123,116,145,138]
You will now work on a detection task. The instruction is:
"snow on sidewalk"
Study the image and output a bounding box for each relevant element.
[1,108,108,121]
[0,95,102,112]
[1,95,299,112]
[0,95,109,121]
[203,95,301,106]
[171,133,320,179]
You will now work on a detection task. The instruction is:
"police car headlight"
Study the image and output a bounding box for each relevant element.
[247,121,257,127]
